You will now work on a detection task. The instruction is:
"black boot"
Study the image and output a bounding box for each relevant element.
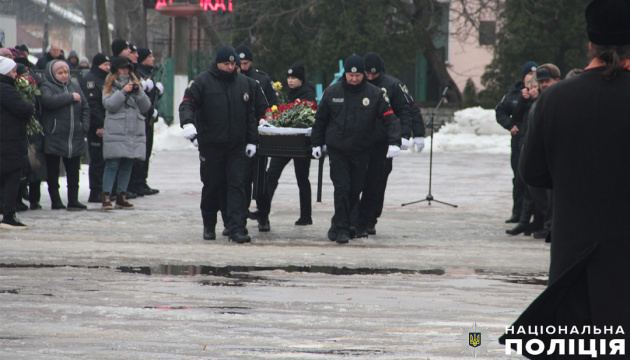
[229,231,251,243]
[88,190,102,203]
[258,216,270,232]
[505,215,520,223]
[29,182,42,210]
[67,187,87,211]
[49,188,66,210]
[506,222,529,236]
[203,227,216,240]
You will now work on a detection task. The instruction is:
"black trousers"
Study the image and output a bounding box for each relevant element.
[45,154,81,193]
[259,156,312,219]
[355,144,388,228]
[199,145,247,234]
[88,137,105,193]
[129,121,154,190]
[511,133,525,218]
[1,169,22,216]
[329,149,369,235]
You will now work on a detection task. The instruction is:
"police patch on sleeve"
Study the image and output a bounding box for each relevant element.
[87,81,95,89]
[187,80,194,89]
[382,93,390,104]
[362,97,370,106]
[243,93,250,102]
[381,87,387,94]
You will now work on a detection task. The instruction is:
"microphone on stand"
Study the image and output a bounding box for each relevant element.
[441,83,451,98]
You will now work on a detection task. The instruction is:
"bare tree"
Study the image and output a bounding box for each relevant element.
[84,0,98,57]
[42,0,51,53]
[95,0,111,55]
[127,0,144,46]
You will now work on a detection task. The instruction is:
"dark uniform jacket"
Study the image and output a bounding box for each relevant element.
[402,88,425,138]
[179,63,259,148]
[368,73,411,142]
[287,81,316,103]
[135,63,161,122]
[501,68,630,358]
[79,65,108,142]
[0,74,34,173]
[312,76,401,154]
[39,60,90,158]
[495,81,525,130]
[243,67,277,107]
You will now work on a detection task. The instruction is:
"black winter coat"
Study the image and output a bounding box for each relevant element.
[312,76,401,154]
[368,73,412,142]
[35,52,65,70]
[495,81,525,131]
[179,63,258,147]
[0,74,34,174]
[40,60,90,158]
[501,67,630,358]
[287,81,316,103]
[80,66,108,142]
[243,67,278,107]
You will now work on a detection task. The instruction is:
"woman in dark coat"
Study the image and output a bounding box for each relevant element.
[0,57,34,229]
[40,59,90,210]
[259,62,316,228]
[500,1,630,357]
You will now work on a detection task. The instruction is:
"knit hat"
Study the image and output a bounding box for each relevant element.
[522,61,538,78]
[110,57,133,73]
[287,62,305,82]
[92,53,110,67]
[16,44,29,54]
[215,45,238,63]
[344,55,365,74]
[79,57,89,66]
[0,57,16,75]
[16,63,27,75]
[137,47,152,64]
[0,48,12,58]
[129,43,137,53]
[536,64,561,81]
[13,56,34,69]
[52,59,69,74]
[235,44,253,61]
[364,52,384,74]
[111,39,130,56]
[586,0,630,46]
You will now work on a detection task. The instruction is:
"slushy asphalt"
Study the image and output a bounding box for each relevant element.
[0,148,546,359]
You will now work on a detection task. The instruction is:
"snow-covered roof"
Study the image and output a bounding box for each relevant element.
[29,0,114,30]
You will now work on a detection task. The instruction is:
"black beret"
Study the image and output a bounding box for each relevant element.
[586,0,630,45]
[344,55,365,74]
[287,62,305,82]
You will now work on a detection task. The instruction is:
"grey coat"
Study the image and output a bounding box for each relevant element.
[40,60,90,158]
[102,85,151,160]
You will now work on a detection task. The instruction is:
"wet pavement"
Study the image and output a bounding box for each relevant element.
[0,149,547,359]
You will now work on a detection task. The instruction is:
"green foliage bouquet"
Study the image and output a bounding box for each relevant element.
[14,75,43,136]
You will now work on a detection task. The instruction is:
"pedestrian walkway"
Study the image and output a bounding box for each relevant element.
[0,149,545,359]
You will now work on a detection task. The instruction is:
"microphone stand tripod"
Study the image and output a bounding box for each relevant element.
[402,85,457,208]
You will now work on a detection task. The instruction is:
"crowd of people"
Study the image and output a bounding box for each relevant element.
[0,39,164,229]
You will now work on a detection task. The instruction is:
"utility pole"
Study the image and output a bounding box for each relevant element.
[42,0,51,53]
[95,0,111,55]
[84,0,98,57]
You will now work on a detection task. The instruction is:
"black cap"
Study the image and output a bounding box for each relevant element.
[215,45,238,63]
[92,53,110,68]
[111,39,130,56]
[536,64,561,81]
[344,55,365,74]
[137,47,152,64]
[364,52,384,74]
[235,44,253,61]
[586,0,630,46]
[287,62,305,82]
[110,57,133,73]
[16,44,29,54]
[13,56,34,69]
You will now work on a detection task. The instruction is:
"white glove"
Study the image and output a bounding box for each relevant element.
[141,79,148,91]
[312,146,322,159]
[155,82,164,95]
[386,145,400,158]
[182,123,197,140]
[245,144,257,158]
[152,109,158,119]
[193,139,199,147]
[145,79,154,92]
[322,145,327,153]
[414,137,425,153]
[401,138,410,150]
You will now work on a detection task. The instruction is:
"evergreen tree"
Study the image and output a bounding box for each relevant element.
[462,78,479,109]
[481,0,591,106]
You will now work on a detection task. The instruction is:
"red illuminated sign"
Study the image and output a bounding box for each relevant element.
[155,0,233,12]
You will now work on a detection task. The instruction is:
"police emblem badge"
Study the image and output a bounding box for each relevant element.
[87,81,95,89]
[459,323,491,358]
[362,97,370,106]
[243,93,250,101]
[239,53,245,59]
[351,67,357,73]
[229,55,235,62]
[288,69,293,74]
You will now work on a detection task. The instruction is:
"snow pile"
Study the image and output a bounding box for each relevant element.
[427,107,510,154]
[151,107,511,154]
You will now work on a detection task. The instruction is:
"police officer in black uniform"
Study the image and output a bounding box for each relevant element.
[234,44,278,231]
[79,53,110,203]
[129,47,163,196]
[311,55,401,244]
[354,52,413,237]
[179,45,259,244]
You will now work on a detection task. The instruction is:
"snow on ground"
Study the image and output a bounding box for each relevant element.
[150,107,509,155]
